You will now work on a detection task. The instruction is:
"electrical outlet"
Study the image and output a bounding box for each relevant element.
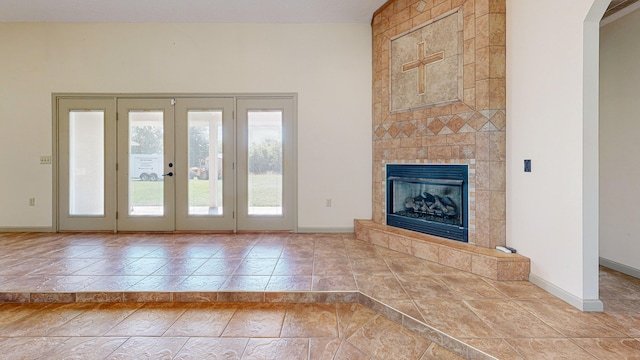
[40,156,52,164]
[325,199,332,207]
[524,159,532,172]
[28,198,36,206]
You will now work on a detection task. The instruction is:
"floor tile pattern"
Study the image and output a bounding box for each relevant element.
[0,232,639,359]
[0,302,459,359]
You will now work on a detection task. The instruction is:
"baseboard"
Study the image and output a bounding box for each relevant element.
[296,227,354,234]
[0,227,356,234]
[600,257,640,279]
[528,273,604,312]
[0,227,54,233]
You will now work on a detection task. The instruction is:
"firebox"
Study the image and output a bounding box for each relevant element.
[386,164,468,242]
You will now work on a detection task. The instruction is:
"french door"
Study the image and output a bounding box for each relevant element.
[116,98,176,231]
[57,95,296,232]
[174,98,235,231]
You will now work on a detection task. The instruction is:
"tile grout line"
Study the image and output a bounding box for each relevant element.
[383,256,427,324]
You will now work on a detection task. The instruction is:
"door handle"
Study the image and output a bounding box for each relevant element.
[164,162,174,176]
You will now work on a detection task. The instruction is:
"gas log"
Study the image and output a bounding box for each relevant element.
[404,192,457,218]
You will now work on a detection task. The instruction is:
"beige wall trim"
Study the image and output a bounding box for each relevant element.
[297,227,354,234]
[54,93,297,100]
[0,227,54,233]
[529,273,604,312]
[600,257,640,280]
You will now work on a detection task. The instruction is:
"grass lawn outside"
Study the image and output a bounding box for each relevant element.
[130,174,281,207]
[248,173,282,207]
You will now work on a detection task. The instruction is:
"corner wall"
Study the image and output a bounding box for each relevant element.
[600,7,640,275]
[507,0,608,310]
[0,23,373,230]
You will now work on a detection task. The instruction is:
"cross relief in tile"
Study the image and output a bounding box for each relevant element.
[390,8,463,112]
[401,42,445,95]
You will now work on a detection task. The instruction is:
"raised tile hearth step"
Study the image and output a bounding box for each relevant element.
[0,290,494,359]
[355,219,530,281]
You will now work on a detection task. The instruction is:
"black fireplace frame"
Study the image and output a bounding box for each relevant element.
[386,164,469,242]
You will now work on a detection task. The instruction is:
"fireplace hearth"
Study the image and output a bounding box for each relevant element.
[386,164,468,242]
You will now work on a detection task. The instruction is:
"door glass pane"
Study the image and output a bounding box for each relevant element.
[69,111,104,216]
[247,110,283,215]
[128,111,164,216]
[188,110,223,215]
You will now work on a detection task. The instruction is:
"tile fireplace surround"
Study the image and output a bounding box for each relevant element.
[371,0,511,282]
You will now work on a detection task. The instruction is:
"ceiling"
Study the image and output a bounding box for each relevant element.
[0,0,634,24]
[0,0,388,24]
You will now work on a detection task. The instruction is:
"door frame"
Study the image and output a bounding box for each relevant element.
[56,97,117,231]
[53,93,298,233]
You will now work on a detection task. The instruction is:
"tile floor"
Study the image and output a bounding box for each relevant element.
[0,232,639,359]
[0,302,461,359]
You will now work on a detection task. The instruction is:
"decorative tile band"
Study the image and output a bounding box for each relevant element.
[373,110,505,140]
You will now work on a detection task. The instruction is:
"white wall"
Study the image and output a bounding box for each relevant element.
[506,0,608,310]
[0,23,373,230]
[600,8,640,273]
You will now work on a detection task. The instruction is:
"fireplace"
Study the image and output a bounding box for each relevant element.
[386,164,468,242]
